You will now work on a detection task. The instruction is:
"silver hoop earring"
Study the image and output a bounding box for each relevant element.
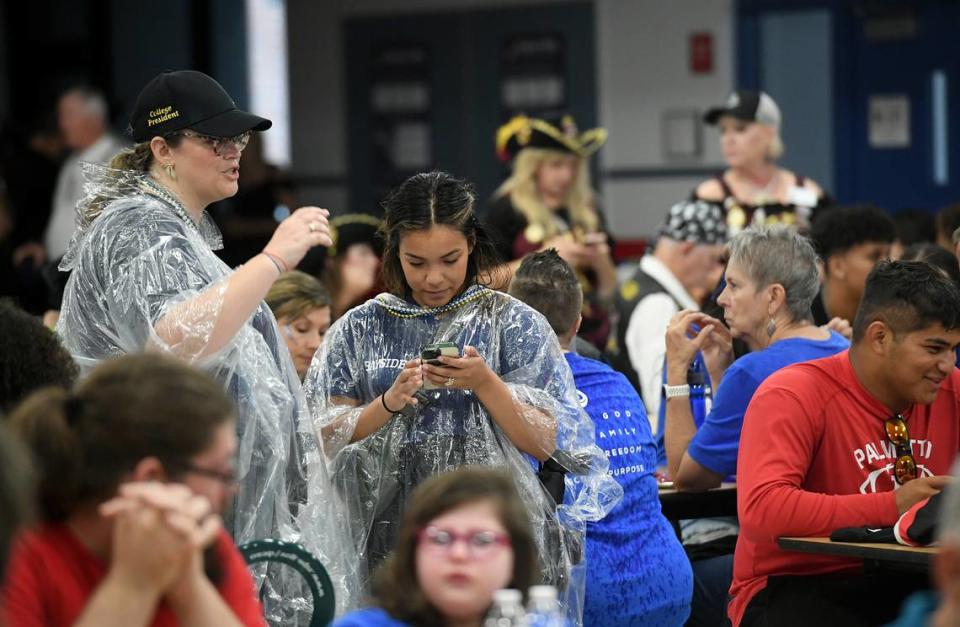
[766,318,776,338]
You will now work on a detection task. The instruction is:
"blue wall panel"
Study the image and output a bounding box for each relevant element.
[760,10,834,193]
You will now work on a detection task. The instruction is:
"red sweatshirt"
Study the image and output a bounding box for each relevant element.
[1,525,265,627]
[729,350,960,626]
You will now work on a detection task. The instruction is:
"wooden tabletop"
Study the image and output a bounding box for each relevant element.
[778,536,937,567]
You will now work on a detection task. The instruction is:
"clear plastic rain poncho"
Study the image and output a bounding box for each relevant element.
[302,284,623,624]
[56,163,360,622]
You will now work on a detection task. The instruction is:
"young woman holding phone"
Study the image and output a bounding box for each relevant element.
[303,171,620,621]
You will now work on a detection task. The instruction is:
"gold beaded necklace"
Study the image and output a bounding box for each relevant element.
[378,284,489,319]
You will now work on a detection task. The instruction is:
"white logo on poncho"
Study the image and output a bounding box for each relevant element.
[577,390,588,408]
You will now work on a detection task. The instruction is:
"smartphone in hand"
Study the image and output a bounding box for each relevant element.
[421,342,460,389]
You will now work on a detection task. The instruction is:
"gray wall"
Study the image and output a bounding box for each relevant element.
[596,0,733,237]
[286,0,738,237]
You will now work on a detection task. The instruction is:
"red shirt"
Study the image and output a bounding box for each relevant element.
[1,525,265,627]
[729,350,960,626]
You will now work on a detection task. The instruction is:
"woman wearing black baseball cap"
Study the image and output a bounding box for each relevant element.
[693,90,831,235]
[54,70,359,618]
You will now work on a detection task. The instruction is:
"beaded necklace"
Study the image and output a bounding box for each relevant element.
[377,284,489,319]
[139,177,203,237]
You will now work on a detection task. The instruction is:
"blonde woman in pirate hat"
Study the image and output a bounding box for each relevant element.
[488,114,617,350]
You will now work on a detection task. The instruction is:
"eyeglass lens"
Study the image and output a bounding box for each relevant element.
[178,130,250,156]
[419,526,508,558]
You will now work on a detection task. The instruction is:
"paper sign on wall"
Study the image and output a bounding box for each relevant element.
[869,95,910,148]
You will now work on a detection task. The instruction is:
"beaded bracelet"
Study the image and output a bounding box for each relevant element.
[380,393,401,414]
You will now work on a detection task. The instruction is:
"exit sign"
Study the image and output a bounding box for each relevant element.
[690,32,713,74]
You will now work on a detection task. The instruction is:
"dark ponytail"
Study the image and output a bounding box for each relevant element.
[0,423,33,574]
[9,388,83,522]
[9,354,234,522]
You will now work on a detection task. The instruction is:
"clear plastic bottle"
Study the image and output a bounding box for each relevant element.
[484,588,527,627]
[688,355,711,425]
[525,585,565,627]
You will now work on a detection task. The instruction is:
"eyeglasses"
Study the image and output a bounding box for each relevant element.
[170,130,251,156]
[885,414,917,485]
[417,526,510,560]
[181,462,238,486]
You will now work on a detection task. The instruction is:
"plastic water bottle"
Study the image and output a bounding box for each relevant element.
[484,589,526,627]
[688,356,710,427]
[525,585,566,627]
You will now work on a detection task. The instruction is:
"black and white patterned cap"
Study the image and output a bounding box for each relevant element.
[657,200,727,245]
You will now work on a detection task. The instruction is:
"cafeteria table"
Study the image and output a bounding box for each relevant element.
[778,536,937,574]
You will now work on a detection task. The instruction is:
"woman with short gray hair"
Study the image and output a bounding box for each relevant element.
[661,225,849,626]
[664,226,848,491]
[724,225,823,325]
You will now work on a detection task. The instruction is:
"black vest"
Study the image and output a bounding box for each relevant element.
[608,262,684,400]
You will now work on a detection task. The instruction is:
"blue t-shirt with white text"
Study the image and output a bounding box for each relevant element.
[566,353,692,626]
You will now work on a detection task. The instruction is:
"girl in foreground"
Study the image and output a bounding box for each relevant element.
[335,467,537,627]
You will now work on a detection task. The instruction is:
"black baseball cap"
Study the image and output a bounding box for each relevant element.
[129,70,271,142]
[703,90,781,127]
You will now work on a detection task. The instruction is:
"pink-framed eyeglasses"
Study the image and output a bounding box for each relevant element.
[417,525,511,560]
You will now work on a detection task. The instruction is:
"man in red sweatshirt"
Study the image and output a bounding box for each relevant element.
[729,260,960,626]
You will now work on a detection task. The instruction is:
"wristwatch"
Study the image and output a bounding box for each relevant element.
[662,384,691,399]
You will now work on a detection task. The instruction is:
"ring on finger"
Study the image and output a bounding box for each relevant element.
[444,377,456,387]
[308,222,317,233]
